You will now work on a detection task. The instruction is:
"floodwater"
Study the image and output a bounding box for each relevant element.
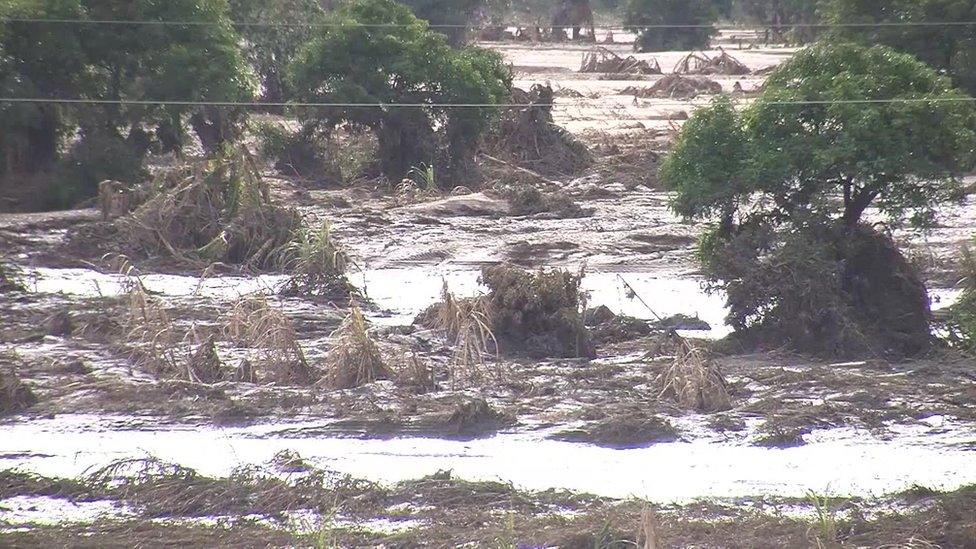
[1,414,974,503]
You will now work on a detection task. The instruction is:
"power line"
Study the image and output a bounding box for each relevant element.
[3,17,976,30]
[0,97,973,109]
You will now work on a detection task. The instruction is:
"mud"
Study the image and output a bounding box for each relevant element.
[1,31,975,545]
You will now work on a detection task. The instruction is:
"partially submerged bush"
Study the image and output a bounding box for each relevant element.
[662,44,976,357]
[485,85,592,178]
[504,184,589,218]
[625,0,718,52]
[288,0,511,184]
[481,264,595,359]
[704,223,932,358]
[277,221,356,300]
[947,245,976,353]
[122,147,301,269]
[321,305,391,389]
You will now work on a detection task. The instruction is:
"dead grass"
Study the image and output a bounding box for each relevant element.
[0,261,25,293]
[657,334,731,412]
[121,146,301,269]
[222,295,315,385]
[321,305,391,389]
[421,281,500,389]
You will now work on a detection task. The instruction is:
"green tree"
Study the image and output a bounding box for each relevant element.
[400,0,486,45]
[624,0,718,52]
[732,0,820,43]
[823,0,976,95]
[661,43,976,356]
[0,0,255,206]
[288,0,511,184]
[229,0,326,104]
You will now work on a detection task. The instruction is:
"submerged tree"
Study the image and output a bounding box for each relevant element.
[662,43,976,357]
[288,0,511,185]
[624,0,718,52]
[822,0,976,95]
[0,0,255,207]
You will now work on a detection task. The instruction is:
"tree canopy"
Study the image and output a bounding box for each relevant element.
[624,0,718,52]
[664,43,976,231]
[822,0,976,95]
[0,0,254,205]
[288,0,511,183]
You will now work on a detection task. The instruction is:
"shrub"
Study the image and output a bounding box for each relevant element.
[256,123,341,183]
[947,244,976,353]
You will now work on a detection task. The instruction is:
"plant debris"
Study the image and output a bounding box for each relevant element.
[321,305,391,389]
[673,48,751,75]
[622,75,723,99]
[580,47,661,75]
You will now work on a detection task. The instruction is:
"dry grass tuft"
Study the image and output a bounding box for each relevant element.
[396,353,438,394]
[657,334,731,412]
[121,146,301,269]
[222,295,315,385]
[423,281,500,389]
[187,335,224,384]
[321,305,391,389]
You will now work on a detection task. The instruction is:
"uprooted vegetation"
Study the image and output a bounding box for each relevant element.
[673,49,751,75]
[420,281,500,388]
[120,148,302,270]
[484,85,592,178]
[579,47,661,75]
[623,74,723,99]
[276,221,356,300]
[502,184,591,218]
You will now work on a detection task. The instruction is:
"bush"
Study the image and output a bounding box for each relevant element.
[625,0,717,52]
[481,264,595,358]
[287,0,511,185]
[49,131,146,209]
[704,222,931,357]
[947,245,976,353]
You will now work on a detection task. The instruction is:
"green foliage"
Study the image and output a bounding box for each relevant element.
[51,130,146,209]
[228,0,325,103]
[948,244,976,353]
[664,43,976,232]
[624,0,718,52]
[663,43,975,356]
[288,0,511,184]
[256,123,340,183]
[0,0,254,204]
[400,0,485,45]
[823,0,976,95]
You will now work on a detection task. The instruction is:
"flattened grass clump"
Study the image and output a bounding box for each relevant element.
[321,305,391,389]
[657,334,731,413]
[443,397,513,439]
[121,147,301,269]
[553,412,679,449]
[481,264,595,359]
[0,261,25,293]
[223,295,315,385]
[0,366,37,415]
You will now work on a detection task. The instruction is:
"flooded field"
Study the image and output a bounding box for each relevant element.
[2,31,975,548]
